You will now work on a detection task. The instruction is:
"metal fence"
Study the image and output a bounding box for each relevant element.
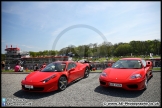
[3,59,161,71]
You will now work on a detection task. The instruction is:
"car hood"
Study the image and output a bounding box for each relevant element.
[25,71,58,82]
[104,68,141,80]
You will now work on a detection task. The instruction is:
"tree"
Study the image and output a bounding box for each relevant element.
[29,51,36,57]
[24,39,161,58]
[114,43,132,56]
[1,54,5,61]
[49,50,57,56]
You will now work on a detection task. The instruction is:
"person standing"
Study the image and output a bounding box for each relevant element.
[108,62,113,67]
[19,64,24,72]
[1,61,5,71]
[14,63,21,72]
[34,64,39,71]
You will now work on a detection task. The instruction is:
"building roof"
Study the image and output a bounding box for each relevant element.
[5,48,20,51]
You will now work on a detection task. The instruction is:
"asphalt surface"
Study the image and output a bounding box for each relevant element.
[1,72,161,107]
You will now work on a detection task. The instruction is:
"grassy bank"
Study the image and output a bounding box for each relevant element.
[1,69,33,72]
[152,67,161,71]
[91,67,161,72]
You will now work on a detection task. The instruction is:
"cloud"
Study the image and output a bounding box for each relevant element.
[104,20,140,38]
[2,2,25,15]
[2,1,160,54]
[36,2,55,9]
[21,45,35,49]
[115,2,140,16]
[51,26,67,36]
[2,2,52,30]
[76,2,115,15]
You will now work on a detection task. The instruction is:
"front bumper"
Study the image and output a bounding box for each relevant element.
[21,79,58,92]
[99,76,146,90]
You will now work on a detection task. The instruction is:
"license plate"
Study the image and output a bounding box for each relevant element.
[25,85,33,89]
[109,83,122,87]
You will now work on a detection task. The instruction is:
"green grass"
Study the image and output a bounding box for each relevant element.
[90,70,103,72]
[91,67,161,72]
[152,67,161,71]
[1,69,33,72]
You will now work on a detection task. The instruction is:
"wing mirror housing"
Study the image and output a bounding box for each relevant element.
[146,61,152,67]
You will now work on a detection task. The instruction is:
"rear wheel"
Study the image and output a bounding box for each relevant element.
[58,76,67,91]
[84,67,90,78]
[150,70,153,77]
[144,76,148,90]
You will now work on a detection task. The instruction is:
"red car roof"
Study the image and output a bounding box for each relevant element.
[120,58,143,60]
[53,61,74,63]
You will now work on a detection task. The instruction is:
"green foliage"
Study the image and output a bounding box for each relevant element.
[2,39,161,59]
[1,54,5,61]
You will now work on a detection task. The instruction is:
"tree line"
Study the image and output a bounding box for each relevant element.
[1,39,161,61]
[29,39,161,58]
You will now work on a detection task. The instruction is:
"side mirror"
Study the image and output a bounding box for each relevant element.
[146,61,152,67]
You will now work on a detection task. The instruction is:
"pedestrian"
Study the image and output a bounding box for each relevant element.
[108,62,112,67]
[19,64,24,72]
[1,61,5,71]
[34,64,39,71]
[14,62,21,72]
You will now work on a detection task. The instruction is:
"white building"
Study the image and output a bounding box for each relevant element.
[5,45,30,66]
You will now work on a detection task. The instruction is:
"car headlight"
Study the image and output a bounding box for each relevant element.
[130,74,141,79]
[101,72,107,77]
[41,74,56,83]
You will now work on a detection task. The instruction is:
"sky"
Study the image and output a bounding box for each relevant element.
[1,1,161,54]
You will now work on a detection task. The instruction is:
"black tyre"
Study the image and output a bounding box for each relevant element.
[58,76,67,91]
[150,71,153,77]
[84,67,90,78]
[144,76,148,90]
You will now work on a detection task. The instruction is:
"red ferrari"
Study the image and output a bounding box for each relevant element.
[21,61,90,92]
[99,58,153,90]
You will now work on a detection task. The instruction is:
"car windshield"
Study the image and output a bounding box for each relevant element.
[111,60,142,69]
[41,62,66,72]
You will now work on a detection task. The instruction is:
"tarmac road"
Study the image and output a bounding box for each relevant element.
[1,72,161,107]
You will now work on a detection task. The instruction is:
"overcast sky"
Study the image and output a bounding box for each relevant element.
[1,1,160,54]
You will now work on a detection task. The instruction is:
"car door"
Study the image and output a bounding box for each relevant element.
[67,62,77,82]
[71,62,82,79]
[141,59,152,77]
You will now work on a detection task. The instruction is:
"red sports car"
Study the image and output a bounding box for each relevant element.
[21,61,90,92]
[99,58,153,90]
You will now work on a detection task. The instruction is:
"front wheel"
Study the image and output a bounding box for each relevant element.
[84,67,90,78]
[58,76,67,91]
